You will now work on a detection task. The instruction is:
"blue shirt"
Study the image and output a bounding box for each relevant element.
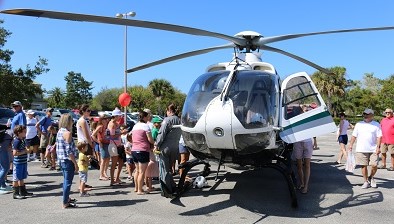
[13,138,28,165]
[11,111,27,130]
[38,115,53,133]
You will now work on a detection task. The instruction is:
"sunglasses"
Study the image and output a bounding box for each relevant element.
[385,112,392,114]
[363,113,372,116]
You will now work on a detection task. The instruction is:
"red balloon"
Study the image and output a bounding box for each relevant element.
[118,92,132,107]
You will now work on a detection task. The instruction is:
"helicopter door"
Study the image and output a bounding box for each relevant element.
[279,72,337,143]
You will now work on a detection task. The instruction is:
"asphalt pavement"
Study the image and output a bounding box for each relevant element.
[1,131,393,224]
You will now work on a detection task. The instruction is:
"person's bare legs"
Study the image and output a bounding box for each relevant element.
[179,153,190,178]
[337,143,347,163]
[380,153,387,168]
[133,163,140,192]
[99,158,110,179]
[361,165,369,182]
[296,159,304,188]
[115,158,124,183]
[137,163,148,194]
[110,156,118,185]
[302,158,311,193]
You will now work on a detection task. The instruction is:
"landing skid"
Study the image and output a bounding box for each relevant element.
[164,148,297,208]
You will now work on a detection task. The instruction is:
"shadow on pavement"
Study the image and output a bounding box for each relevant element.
[178,161,387,220]
[77,199,148,208]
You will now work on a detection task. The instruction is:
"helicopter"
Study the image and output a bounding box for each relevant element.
[2,8,394,207]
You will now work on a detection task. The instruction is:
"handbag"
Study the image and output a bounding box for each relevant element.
[345,150,356,173]
[89,157,100,170]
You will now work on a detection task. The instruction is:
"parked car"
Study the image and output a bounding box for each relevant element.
[0,107,14,130]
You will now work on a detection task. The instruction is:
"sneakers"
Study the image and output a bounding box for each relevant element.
[369,177,377,188]
[0,185,13,192]
[80,192,90,197]
[361,181,370,189]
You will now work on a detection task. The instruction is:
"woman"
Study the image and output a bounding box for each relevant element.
[91,114,111,180]
[25,110,40,161]
[77,104,93,156]
[336,112,353,164]
[56,113,78,208]
[156,104,182,196]
[107,108,122,186]
[132,110,154,195]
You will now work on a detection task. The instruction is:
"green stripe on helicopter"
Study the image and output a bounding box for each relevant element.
[281,111,333,133]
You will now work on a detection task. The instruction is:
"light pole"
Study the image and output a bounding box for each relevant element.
[116,11,136,125]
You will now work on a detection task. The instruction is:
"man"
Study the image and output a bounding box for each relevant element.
[10,101,26,130]
[379,108,394,171]
[35,108,53,168]
[348,108,382,189]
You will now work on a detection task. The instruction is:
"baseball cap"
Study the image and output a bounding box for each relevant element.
[152,117,163,123]
[143,108,152,114]
[11,101,22,107]
[26,109,35,115]
[363,108,374,115]
[46,108,54,112]
[112,108,122,116]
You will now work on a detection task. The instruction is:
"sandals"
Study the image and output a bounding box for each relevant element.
[301,188,308,194]
[387,167,394,171]
[377,165,386,169]
[99,177,110,181]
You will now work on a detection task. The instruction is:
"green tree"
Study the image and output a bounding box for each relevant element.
[64,71,93,108]
[148,79,175,115]
[0,20,48,106]
[91,87,122,111]
[311,66,347,116]
[47,87,66,108]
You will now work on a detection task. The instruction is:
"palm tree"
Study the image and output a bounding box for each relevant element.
[148,79,175,114]
[311,66,347,116]
[47,87,65,108]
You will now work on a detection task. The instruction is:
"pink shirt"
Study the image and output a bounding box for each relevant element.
[381,117,394,144]
[131,122,151,152]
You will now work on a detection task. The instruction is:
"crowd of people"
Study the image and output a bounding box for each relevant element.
[0,101,188,208]
[2,99,394,207]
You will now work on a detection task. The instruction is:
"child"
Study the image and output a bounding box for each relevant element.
[124,132,135,182]
[145,117,162,192]
[90,121,100,164]
[78,145,90,197]
[12,125,33,199]
[45,126,57,170]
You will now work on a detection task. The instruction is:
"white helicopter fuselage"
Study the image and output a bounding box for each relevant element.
[181,52,336,165]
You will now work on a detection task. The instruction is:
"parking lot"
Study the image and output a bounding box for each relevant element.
[1,131,394,224]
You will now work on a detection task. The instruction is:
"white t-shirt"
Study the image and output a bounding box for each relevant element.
[352,120,382,153]
[339,120,350,135]
[26,117,38,139]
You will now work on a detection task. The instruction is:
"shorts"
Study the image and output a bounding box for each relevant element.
[108,143,119,157]
[126,157,134,165]
[356,152,378,166]
[99,144,110,159]
[179,143,189,154]
[79,171,88,183]
[131,151,150,164]
[13,163,28,181]
[39,133,49,150]
[338,135,348,145]
[94,142,100,152]
[292,140,313,160]
[25,136,40,147]
[380,143,394,154]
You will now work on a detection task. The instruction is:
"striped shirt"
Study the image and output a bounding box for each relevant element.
[56,128,77,161]
[13,138,28,165]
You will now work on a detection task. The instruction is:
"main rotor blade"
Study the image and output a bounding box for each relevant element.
[126,43,235,73]
[261,45,333,74]
[0,8,246,46]
[255,26,394,45]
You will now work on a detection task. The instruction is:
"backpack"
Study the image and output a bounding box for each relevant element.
[0,129,6,142]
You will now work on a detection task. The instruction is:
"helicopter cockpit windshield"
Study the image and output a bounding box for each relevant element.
[229,71,277,129]
[182,70,277,129]
[182,71,230,128]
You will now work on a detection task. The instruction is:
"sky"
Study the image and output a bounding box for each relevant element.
[1,0,394,95]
